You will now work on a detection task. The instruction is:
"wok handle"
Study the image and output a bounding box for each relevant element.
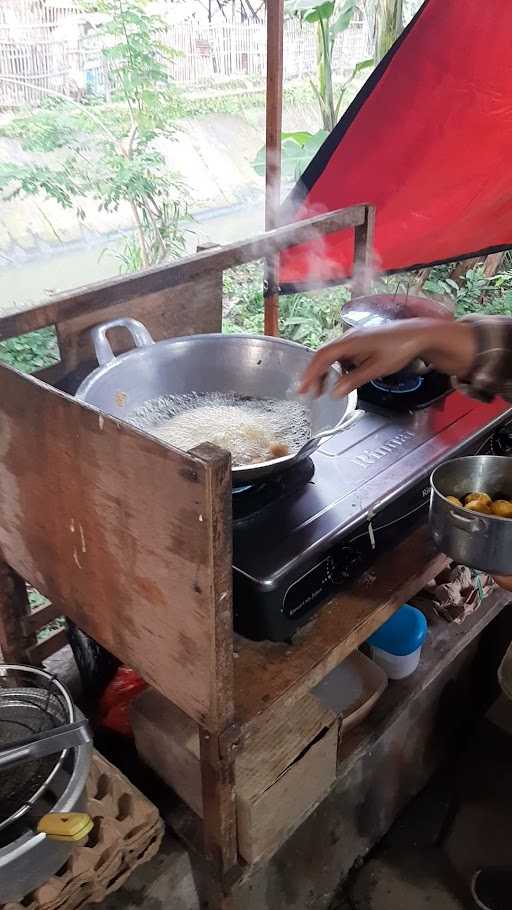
[448,509,487,534]
[91,317,155,366]
[299,409,364,459]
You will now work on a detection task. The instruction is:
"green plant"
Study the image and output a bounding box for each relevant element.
[223,262,349,346]
[422,264,512,316]
[0,327,60,373]
[365,0,404,62]
[253,0,372,180]
[285,0,373,132]
[0,0,188,271]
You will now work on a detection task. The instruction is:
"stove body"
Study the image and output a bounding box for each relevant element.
[233,391,512,642]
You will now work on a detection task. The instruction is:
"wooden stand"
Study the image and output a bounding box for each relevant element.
[0,204,452,908]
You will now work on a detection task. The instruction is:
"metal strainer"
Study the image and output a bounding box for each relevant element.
[0,665,76,832]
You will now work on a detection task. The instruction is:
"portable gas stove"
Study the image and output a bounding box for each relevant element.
[233,381,512,642]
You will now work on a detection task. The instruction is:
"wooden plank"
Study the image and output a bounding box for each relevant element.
[0,208,368,340]
[352,206,376,296]
[133,686,336,816]
[27,627,68,664]
[200,727,238,876]
[235,526,449,729]
[56,272,224,375]
[0,560,35,664]
[236,691,336,801]
[237,722,338,864]
[132,690,203,817]
[24,602,62,631]
[0,364,233,729]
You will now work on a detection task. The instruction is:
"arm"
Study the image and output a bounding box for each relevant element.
[299,315,512,404]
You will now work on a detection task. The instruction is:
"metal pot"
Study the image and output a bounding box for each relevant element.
[430,456,512,574]
[0,712,92,902]
[75,318,359,482]
[0,666,92,902]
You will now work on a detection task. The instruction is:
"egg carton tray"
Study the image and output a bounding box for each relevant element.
[1,752,164,910]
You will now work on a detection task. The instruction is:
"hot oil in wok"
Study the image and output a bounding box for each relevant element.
[128,392,312,466]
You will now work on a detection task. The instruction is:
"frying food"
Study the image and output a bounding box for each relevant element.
[466,499,492,514]
[464,492,492,506]
[447,491,512,519]
[491,500,512,518]
[269,442,289,459]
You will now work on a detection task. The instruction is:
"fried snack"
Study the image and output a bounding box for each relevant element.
[464,492,492,506]
[269,442,289,458]
[491,500,512,518]
[446,495,463,507]
[465,499,492,514]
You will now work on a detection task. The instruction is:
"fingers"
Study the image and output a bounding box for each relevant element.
[299,338,354,397]
[331,358,380,398]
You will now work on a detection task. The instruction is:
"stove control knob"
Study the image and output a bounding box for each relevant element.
[493,425,512,456]
[331,546,364,584]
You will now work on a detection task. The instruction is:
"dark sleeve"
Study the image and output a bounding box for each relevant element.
[455,316,512,403]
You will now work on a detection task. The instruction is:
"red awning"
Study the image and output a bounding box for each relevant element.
[279,0,512,291]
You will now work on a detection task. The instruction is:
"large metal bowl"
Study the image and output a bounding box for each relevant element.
[0,665,92,903]
[430,456,512,574]
[75,318,358,482]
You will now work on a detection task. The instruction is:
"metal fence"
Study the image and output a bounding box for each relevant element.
[0,5,372,109]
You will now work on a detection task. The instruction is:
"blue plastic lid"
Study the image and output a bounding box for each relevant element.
[366,605,427,656]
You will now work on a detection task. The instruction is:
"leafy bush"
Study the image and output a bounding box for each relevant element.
[223,262,348,347]
[0,327,59,373]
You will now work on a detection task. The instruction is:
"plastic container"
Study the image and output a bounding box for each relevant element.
[366,605,428,680]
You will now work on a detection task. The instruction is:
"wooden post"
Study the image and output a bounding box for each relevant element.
[352,206,376,298]
[264,0,284,337]
[0,559,36,664]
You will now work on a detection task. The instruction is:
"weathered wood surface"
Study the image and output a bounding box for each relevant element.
[0,560,36,663]
[0,207,369,340]
[0,363,233,729]
[26,627,68,664]
[56,272,224,374]
[133,686,337,816]
[237,721,338,864]
[235,526,450,729]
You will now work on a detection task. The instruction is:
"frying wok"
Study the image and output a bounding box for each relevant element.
[75,318,359,482]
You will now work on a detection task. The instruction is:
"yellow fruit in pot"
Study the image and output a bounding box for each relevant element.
[491,500,512,518]
[464,492,492,506]
[446,496,463,507]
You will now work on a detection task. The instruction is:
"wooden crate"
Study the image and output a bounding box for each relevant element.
[132,686,339,863]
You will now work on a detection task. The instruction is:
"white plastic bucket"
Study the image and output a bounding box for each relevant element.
[370,644,422,680]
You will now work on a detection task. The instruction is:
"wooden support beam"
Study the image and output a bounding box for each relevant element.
[264,0,284,337]
[0,207,369,342]
[0,560,36,664]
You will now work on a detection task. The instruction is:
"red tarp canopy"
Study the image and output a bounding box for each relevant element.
[279,0,512,292]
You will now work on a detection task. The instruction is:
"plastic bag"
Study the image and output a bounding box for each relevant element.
[98,666,147,737]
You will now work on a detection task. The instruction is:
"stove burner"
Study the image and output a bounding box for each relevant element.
[371,375,424,395]
[358,369,452,411]
[232,458,315,522]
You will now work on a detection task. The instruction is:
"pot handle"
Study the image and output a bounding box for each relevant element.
[448,509,487,534]
[90,318,155,366]
[298,409,365,459]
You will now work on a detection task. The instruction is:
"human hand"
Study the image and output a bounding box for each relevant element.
[299,318,477,398]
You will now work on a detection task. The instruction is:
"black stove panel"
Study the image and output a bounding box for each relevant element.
[233,392,512,642]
